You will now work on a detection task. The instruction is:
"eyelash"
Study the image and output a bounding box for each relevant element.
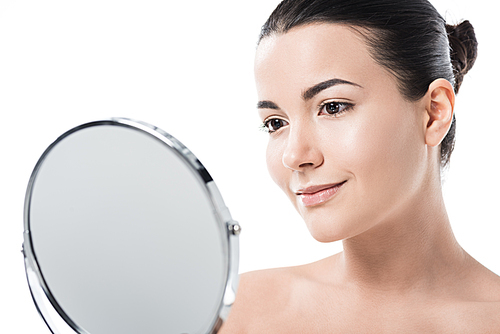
[260,101,355,134]
[318,100,354,117]
[260,118,288,134]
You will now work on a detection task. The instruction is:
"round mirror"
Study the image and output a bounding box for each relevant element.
[22,118,240,334]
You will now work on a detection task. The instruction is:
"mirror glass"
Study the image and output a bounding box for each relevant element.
[23,118,239,334]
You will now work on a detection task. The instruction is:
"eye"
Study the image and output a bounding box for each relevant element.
[319,101,354,117]
[262,118,289,133]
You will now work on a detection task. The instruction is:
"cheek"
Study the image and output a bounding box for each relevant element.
[266,139,287,189]
[342,103,426,208]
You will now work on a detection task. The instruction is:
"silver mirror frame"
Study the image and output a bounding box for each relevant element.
[22,118,240,334]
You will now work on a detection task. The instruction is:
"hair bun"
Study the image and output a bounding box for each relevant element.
[446,20,478,94]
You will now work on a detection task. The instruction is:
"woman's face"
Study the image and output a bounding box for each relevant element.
[255,24,432,243]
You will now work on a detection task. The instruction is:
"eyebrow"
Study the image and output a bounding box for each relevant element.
[257,78,362,110]
[257,100,280,110]
[302,78,362,101]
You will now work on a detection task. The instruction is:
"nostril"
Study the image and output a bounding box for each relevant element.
[283,149,324,171]
[298,162,315,168]
[282,134,324,171]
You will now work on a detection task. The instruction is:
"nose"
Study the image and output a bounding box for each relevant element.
[282,124,324,171]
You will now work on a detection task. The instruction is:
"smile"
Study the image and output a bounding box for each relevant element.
[296,181,346,207]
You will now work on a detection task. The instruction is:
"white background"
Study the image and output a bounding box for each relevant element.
[0,0,498,332]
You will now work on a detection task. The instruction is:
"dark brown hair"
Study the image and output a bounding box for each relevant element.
[259,0,478,167]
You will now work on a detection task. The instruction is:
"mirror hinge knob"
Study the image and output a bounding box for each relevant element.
[228,222,241,235]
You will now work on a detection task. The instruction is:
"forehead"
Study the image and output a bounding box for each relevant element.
[254,23,391,98]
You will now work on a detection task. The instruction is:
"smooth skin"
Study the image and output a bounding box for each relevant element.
[220,24,500,333]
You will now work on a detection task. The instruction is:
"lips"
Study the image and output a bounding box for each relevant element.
[295,181,346,207]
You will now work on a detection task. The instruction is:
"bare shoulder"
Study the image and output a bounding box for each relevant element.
[442,299,500,333]
[218,256,341,333]
[443,261,500,332]
[472,266,500,327]
[218,266,299,333]
[464,257,500,301]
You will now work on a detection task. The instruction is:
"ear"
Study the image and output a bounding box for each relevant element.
[424,79,455,147]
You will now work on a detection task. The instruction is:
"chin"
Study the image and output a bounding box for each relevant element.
[305,218,349,243]
[304,209,375,243]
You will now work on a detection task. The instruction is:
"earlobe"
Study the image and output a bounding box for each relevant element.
[424,79,455,147]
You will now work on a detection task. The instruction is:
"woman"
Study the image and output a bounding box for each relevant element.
[221,0,500,332]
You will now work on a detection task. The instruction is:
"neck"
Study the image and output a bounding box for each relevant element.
[339,184,467,294]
